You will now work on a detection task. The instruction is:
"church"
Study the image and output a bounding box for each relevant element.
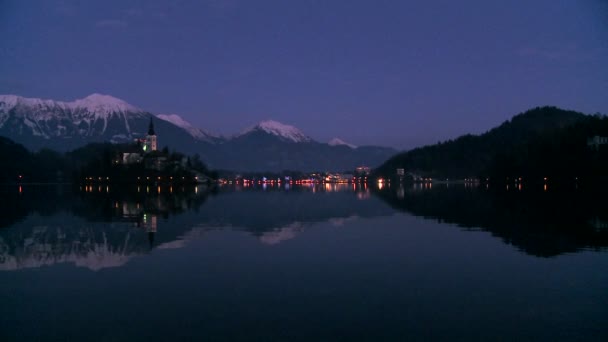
[143,117,157,152]
[121,117,158,164]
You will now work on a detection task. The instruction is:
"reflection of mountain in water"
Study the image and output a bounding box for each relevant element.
[196,184,387,238]
[0,185,212,271]
[376,184,608,257]
[0,184,392,271]
[0,214,142,271]
[4,183,603,271]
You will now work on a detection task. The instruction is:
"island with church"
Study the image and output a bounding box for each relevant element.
[77,117,217,185]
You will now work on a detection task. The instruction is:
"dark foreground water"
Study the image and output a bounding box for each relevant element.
[1,183,607,341]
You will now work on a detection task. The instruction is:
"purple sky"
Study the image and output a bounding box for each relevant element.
[1,0,607,149]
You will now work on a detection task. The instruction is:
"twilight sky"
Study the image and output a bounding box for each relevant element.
[1,0,607,149]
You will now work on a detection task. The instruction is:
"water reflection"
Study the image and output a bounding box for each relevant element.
[2,183,607,342]
[376,183,608,257]
[1,183,607,272]
[0,184,392,271]
[0,185,211,271]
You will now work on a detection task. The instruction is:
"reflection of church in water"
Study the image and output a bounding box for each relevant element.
[118,201,158,247]
[142,212,157,247]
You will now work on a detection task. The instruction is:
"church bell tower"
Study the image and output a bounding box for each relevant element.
[145,117,157,152]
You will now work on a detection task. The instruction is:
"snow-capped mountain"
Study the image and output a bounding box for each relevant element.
[328,138,357,149]
[0,93,143,129]
[238,120,312,143]
[0,93,147,143]
[0,94,215,152]
[0,93,397,171]
[69,93,140,115]
[157,114,219,142]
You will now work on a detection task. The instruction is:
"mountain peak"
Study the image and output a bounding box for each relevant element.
[328,138,357,149]
[85,93,119,100]
[243,120,312,143]
[71,93,139,114]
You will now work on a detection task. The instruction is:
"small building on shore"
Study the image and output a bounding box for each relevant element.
[587,136,608,150]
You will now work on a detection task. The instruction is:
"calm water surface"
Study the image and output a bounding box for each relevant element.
[1,184,607,341]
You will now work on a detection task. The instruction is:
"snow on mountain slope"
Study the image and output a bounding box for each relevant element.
[70,93,140,116]
[0,93,147,137]
[0,94,68,112]
[0,93,140,116]
[157,114,218,141]
[240,120,312,143]
[328,138,357,149]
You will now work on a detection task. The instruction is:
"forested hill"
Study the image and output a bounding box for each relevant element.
[375,106,607,180]
[0,137,214,183]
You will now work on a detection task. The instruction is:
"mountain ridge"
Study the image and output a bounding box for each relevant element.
[0,94,396,171]
[237,120,313,143]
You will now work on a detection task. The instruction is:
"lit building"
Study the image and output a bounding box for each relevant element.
[119,118,159,164]
[144,117,157,152]
[122,152,143,164]
[355,166,371,176]
[587,136,608,150]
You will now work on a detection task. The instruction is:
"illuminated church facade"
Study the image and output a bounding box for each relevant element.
[120,117,158,164]
[144,118,157,152]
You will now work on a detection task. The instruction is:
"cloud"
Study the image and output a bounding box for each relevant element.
[122,6,167,21]
[55,1,77,16]
[207,0,239,11]
[517,47,565,60]
[123,8,144,17]
[516,44,596,62]
[95,19,128,29]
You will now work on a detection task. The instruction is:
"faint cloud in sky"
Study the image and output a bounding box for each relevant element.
[96,19,128,29]
[207,0,239,11]
[124,5,169,21]
[517,47,563,60]
[124,8,144,17]
[516,44,596,62]
[55,1,77,16]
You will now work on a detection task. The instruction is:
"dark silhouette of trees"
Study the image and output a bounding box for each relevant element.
[0,138,217,184]
[375,106,608,183]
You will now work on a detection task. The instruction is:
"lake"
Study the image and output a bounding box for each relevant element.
[1,183,607,341]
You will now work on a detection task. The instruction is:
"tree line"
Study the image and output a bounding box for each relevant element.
[374,106,608,185]
[0,137,217,183]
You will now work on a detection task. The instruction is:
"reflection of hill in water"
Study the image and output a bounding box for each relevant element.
[0,185,392,271]
[376,184,608,257]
